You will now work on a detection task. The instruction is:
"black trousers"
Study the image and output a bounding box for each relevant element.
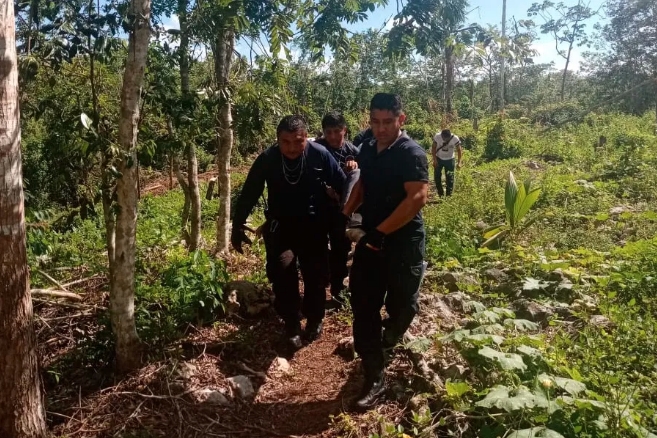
[262,218,329,325]
[435,158,455,196]
[328,208,350,294]
[348,236,426,378]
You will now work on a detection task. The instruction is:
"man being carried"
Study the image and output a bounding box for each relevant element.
[231,115,346,351]
[316,111,361,307]
[431,129,462,197]
[342,93,429,410]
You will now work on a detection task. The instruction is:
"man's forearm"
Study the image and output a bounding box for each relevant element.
[342,180,363,216]
[457,147,463,163]
[376,193,427,235]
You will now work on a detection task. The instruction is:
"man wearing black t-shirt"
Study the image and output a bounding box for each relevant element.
[316,111,361,306]
[342,93,429,410]
[231,115,346,351]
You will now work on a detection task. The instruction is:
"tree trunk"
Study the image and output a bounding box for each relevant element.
[445,46,454,115]
[214,28,235,254]
[178,0,201,251]
[111,0,151,373]
[173,154,191,240]
[561,41,574,102]
[500,0,507,111]
[0,1,48,435]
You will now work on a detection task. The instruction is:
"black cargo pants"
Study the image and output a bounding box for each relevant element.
[348,236,426,378]
[262,218,329,326]
[435,158,455,196]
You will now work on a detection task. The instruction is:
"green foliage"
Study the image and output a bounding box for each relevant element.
[161,250,229,324]
[483,118,522,161]
[481,171,541,248]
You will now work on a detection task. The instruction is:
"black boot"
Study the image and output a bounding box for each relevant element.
[303,319,323,342]
[285,320,303,351]
[354,373,385,411]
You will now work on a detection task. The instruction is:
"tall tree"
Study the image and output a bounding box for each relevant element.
[386,0,479,115]
[0,0,48,435]
[528,0,596,101]
[112,0,152,372]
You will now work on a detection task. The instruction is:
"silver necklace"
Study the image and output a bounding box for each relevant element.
[281,152,305,185]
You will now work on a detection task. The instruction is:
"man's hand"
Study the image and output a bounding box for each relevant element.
[343,159,358,172]
[457,161,463,169]
[357,229,386,252]
[231,225,252,254]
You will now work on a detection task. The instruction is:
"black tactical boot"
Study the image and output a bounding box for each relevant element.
[285,320,303,351]
[354,373,385,411]
[303,319,323,342]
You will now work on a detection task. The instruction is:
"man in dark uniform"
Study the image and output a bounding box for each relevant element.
[352,127,373,148]
[316,111,361,306]
[231,115,346,350]
[342,93,429,410]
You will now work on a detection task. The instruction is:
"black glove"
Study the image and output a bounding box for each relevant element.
[357,229,386,252]
[231,225,252,254]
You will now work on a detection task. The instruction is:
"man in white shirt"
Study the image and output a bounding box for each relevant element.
[431,129,462,197]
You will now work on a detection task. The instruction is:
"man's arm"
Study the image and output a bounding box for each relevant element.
[457,144,463,168]
[431,140,438,168]
[342,179,363,216]
[232,154,267,227]
[375,181,428,235]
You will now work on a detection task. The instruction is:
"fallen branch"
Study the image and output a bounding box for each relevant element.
[62,275,104,289]
[32,298,103,310]
[31,289,83,301]
[35,269,69,292]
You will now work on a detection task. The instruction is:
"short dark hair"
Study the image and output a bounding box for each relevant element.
[441,129,452,138]
[321,111,347,129]
[369,93,403,116]
[276,115,307,136]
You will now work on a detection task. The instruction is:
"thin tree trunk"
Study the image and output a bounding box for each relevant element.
[0,1,48,434]
[101,154,116,269]
[214,28,235,254]
[173,156,191,241]
[445,46,454,115]
[179,0,200,251]
[112,0,151,373]
[500,0,507,111]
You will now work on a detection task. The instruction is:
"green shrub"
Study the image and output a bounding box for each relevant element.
[531,101,582,126]
[483,119,522,161]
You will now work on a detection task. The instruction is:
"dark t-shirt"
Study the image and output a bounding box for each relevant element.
[316,139,360,168]
[233,141,346,226]
[357,133,429,242]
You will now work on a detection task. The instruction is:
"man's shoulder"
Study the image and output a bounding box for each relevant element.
[307,141,332,160]
[399,137,426,154]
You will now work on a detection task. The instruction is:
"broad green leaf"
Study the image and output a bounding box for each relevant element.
[464,333,505,345]
[481,229,509,248]
[505,319,540,331]
[538,373,587,395]
[516,183,541,224]
[517,345,542,358]
[523,277,548,291]
[445,380,471,397]
[476,385,537,412]
[473,310,502,324]
[441,329,471,343]
[505,171,519,227]
[463,300,486,313]
[513,176,528,227]
[492,307,516,318]
[507,427,565,438]
[405,336,432,353]
[472,323,506,334]
[478,346,527,371]
[483,224,507,239]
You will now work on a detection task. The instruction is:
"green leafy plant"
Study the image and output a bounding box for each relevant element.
[482,171,541,248]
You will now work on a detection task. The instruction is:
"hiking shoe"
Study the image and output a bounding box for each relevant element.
[303,320,323,342]
[353,375,385,411]
[285,320,303,351]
